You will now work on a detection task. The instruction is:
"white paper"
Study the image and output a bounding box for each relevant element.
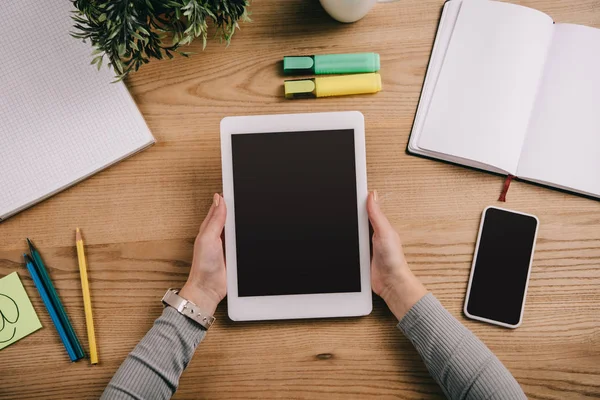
[417,0,553,174]
[0,1,155,220]
[517,24,600,197]
[408,0,462,155]
[409,0,507,174]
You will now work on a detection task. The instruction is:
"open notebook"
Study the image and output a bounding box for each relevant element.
[409,0,600,199]
[0,2,155,221]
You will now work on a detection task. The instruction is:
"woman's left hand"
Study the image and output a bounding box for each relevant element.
[180,193,227,315]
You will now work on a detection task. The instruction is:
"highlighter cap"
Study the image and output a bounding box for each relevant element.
[283,53,380,75]
[284,79,316,99]
[283,56,315,75]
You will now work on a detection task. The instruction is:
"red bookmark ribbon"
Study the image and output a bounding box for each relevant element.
[498,175,515,202]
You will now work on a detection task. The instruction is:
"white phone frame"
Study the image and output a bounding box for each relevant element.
[464,206,539,329]
[220,111,372,321]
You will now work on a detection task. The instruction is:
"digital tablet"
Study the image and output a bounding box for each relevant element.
[220,112,372,321]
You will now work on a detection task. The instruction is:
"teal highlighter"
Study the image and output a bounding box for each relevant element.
[283,53,380,75]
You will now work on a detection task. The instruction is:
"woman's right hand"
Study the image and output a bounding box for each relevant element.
[367,191,427,320]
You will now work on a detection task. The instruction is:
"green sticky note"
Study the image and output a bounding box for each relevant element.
[0,272,42,350]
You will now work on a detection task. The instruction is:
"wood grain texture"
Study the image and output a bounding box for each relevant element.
[1,0,599,398]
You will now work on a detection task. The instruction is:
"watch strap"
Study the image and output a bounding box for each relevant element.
[162,289,215,330]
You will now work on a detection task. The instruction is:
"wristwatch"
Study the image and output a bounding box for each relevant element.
[161,288,215,330]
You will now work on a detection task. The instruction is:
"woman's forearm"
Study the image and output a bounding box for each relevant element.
[396,293,527,400]
[101,307,206,400]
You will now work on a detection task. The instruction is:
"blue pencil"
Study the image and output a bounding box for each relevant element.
[27,238,85,359]
[25,254,79,362]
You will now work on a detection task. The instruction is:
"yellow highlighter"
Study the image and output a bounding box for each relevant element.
[76,228,98,365]
[284,73,382,99]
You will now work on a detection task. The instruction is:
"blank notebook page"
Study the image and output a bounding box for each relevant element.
[0,1,155,220]
[517,24,600,197]
[417,0,553,174]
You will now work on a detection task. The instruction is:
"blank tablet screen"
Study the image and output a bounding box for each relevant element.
[231,129,361,297]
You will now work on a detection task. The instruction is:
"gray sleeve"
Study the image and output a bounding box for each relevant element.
[397,293,526,400]
[101,307,206,400]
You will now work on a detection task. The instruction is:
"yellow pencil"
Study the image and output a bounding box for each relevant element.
[76,228,98,365]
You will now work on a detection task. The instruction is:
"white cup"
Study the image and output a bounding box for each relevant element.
[319,0,401,23]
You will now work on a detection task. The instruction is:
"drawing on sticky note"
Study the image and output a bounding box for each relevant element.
[0,272,42,350]
[0,293,20,343]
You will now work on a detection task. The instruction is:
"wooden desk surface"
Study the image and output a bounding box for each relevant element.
[1,0,599,398]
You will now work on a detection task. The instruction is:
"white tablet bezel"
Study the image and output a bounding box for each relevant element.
[220,111,372,321]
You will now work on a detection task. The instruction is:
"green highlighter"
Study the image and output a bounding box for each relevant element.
[283,52,380,75]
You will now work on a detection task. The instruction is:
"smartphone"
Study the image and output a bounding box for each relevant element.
[464,206,539,328]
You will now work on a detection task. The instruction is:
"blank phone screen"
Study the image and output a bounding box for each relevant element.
[231,129,362,297]
[466,208,538,326]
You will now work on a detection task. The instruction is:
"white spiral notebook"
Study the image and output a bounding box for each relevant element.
[0,1,155,221]
[409,0,600,199]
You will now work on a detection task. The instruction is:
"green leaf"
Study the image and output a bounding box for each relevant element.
[118,43,126,56]
[107,28,120,40]
[112,74,126,83]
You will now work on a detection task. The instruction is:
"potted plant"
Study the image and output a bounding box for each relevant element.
[71,0,250,80]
